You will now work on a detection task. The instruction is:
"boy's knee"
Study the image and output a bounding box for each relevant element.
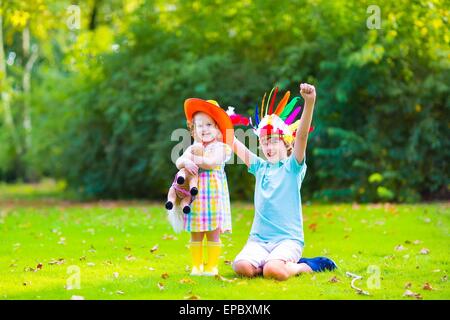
[263,262,289,281]
[233,260,258,277]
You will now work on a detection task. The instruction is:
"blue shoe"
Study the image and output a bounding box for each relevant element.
[298,257,337,272]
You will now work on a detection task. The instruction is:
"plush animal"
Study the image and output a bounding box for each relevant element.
[165,143,204,232]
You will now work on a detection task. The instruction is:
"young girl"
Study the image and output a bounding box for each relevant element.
[176,98,233,276]
[231,83,336,281]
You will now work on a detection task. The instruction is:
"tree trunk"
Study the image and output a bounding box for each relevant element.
[22,25,38,154]
[0,0,23,156]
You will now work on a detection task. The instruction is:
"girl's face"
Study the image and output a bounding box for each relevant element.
[259,134,288,163]
[193,112,220,143]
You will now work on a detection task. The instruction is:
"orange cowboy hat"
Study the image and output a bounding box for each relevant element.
[184,98,234,145]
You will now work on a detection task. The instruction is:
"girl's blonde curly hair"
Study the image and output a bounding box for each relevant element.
[187,113,222,143]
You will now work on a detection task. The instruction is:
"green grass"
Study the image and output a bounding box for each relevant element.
[0,184,448,300]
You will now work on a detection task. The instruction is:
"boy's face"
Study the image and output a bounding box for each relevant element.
[259,134,288,163]
[193,112,219,143]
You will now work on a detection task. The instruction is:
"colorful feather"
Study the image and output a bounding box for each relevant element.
[254,104,260,126]
[268,86,278,115]
[260,92,266,120]
[279,97,301,120]
[285,106,302,124]
[265,87,275,116]
[274,91,290,115]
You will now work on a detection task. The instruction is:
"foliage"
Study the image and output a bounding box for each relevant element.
[0,0,448,202]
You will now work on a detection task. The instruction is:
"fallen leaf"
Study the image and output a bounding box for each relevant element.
[125,255,136,261]
[403,290,423,300]
[150,245,159,253]
[404,282,412,289]
[179,278,195,284]
[48,258,65,265]
[161,273,169,279]
[329,276,340,283]
[162,234,178,240]
[423,283,433,290]
[157,282,165,290]
[215,275,236,283]
[36,263,43,270]
[308,223,318,232]
[184,294,200,300]
[419,248,430,255]
[223,260,232,265]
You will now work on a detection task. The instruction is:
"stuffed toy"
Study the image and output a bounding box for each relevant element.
[165,142,204,232]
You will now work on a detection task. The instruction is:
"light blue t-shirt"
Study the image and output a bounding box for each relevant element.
[248,153,307,247]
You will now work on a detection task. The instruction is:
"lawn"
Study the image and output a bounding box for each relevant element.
[0,183,448,300]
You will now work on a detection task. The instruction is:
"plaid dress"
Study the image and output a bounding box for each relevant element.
[184,142,232,233]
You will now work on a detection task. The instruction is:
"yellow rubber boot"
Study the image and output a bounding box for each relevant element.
[189,241,204,276]
[204,241,222,276]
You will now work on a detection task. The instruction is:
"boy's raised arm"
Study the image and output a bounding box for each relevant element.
[232,137,253,168]
[294,83,316,164]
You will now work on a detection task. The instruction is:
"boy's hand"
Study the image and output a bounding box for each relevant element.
[300,83,316,105]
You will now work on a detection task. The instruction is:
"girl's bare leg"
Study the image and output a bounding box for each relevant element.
[191,232,205,242]
[206,229,220,242]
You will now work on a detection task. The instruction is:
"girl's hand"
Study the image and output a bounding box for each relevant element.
[300,83,316,105]
[183,159,199,176]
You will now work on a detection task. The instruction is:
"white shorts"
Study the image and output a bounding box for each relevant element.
[232,239,303,270]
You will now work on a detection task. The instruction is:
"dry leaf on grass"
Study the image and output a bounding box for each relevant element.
[150,244,159,253]
[161,273,169,279]
[422,283,433,290]
[179,278,196,284]
[403,290,423,300]
[329,276,340,283]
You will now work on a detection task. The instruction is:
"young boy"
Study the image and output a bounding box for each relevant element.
[232,83,336,281]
